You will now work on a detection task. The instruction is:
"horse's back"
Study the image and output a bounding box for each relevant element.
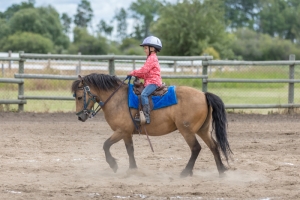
[175,86,207,106]
[172,86,209,132]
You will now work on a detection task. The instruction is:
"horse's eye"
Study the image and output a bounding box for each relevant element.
[77,97,82,100]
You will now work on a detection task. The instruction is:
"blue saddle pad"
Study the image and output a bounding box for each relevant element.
[128,84,178,110]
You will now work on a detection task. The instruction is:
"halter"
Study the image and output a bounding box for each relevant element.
[74,76,130,118]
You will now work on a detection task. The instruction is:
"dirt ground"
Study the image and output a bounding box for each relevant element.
[0,112,299,200]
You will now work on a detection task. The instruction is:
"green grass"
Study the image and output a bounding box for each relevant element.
[1,86,299,113]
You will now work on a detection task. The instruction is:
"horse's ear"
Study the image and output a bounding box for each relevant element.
[78,75,83,83]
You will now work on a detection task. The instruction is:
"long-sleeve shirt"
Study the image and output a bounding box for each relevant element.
[129,53,162,87]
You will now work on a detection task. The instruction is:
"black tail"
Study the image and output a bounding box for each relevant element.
[205,92,232,162]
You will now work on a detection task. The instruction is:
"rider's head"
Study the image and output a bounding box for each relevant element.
[140,36,162,56]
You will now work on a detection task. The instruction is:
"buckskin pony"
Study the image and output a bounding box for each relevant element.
[71,73,232,177]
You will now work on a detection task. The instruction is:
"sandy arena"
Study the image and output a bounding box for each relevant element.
[0,112,299,199]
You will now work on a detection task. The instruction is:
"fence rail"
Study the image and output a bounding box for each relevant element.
[1,53,300,112]
[0,78,26,108]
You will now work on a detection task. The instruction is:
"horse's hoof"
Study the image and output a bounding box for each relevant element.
[111,164,118,173]
[219,172,226,178]
[180,169,193,178]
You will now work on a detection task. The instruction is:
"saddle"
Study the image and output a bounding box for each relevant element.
[133,78,168,96]
[132,77,168,126]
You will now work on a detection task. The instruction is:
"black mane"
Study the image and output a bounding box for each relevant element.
[71,73,122,92]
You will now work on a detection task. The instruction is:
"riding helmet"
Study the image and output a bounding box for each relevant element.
[140,36,162,52]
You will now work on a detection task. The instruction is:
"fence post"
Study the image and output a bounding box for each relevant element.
[47,52,51,69]
[109,59,115,75]
[18,51,25,112]
[8,50,11,70]
[202,60,208,92]
[1,63,4,77]
[173,61,177,73]
[76,52,81,75]
[133,60,136,70]
[288,54,295,114]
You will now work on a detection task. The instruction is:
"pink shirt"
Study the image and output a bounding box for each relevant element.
[130,53,162,87]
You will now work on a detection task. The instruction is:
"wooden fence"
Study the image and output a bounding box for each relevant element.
[0,52,300,112]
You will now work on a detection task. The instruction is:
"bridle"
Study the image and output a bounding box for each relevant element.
[74,76,130,118]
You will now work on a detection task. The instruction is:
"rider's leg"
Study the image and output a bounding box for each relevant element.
[141,84,157,124]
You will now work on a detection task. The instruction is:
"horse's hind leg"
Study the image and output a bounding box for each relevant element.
[103,130,123,173]
[178,128,201,178]
[197,120,227,175]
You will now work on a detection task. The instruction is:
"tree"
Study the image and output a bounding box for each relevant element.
[0,19,10,41]
[97,19,113,37]
[74,0,93,28]
[258,0,300,43]
[224,0,260,30]
[69,27,108,55]
[119,38,144,55]
[152,0,234,58]
[0,32,54,53]
[129,0,162,38]
[130,24,143,40]
[114,8,128,40]
[230,28,300,60]
[61,13,72,34]
[9,6,69,50]
[0,0,35,21]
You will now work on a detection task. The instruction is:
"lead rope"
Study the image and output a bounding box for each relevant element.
[127,76,154,152]
[143,125,154,152]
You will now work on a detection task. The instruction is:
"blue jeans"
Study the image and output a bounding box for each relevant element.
[141,84,158,105]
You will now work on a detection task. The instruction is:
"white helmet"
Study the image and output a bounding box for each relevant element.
[140,36,162,51]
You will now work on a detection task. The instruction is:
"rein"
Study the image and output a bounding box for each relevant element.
[75,76,130,118]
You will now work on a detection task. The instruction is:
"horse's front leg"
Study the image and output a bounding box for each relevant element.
[123,133,137,170]
[103,130,123,173]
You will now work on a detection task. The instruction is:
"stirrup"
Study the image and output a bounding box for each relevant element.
[145,117,150,124]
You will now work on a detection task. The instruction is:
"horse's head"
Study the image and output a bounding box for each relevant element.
[72,75,99,122]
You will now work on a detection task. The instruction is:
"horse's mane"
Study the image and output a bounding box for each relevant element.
[71,73,122,92]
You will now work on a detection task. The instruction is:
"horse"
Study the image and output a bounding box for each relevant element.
[71,73,232,177]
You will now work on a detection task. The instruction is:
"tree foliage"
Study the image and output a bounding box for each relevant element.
[69,27,108,55]
[114,8,128,40]
[1,0,300,59]
[152,0,234,58]
[73,0,93,28]
[224,0,260,30]
[231,28,300,60]
[0,19,11,41]
[0,32,54,53]
[258,0,300,42]
[97,20,113,37]
[7,6,69,50]
[61,13,72,34]
[129,0,162,38]
[0,0,35,21]
[119,38,144,55]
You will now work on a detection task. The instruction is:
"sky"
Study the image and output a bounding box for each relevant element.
[0,0,177,40]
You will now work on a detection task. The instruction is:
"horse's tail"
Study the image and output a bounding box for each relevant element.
[205,92,232,162]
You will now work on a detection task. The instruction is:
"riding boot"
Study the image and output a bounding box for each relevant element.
[142,104,151,124]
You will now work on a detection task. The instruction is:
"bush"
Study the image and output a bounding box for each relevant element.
[1,32,54,53]
[231,28,300,60]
